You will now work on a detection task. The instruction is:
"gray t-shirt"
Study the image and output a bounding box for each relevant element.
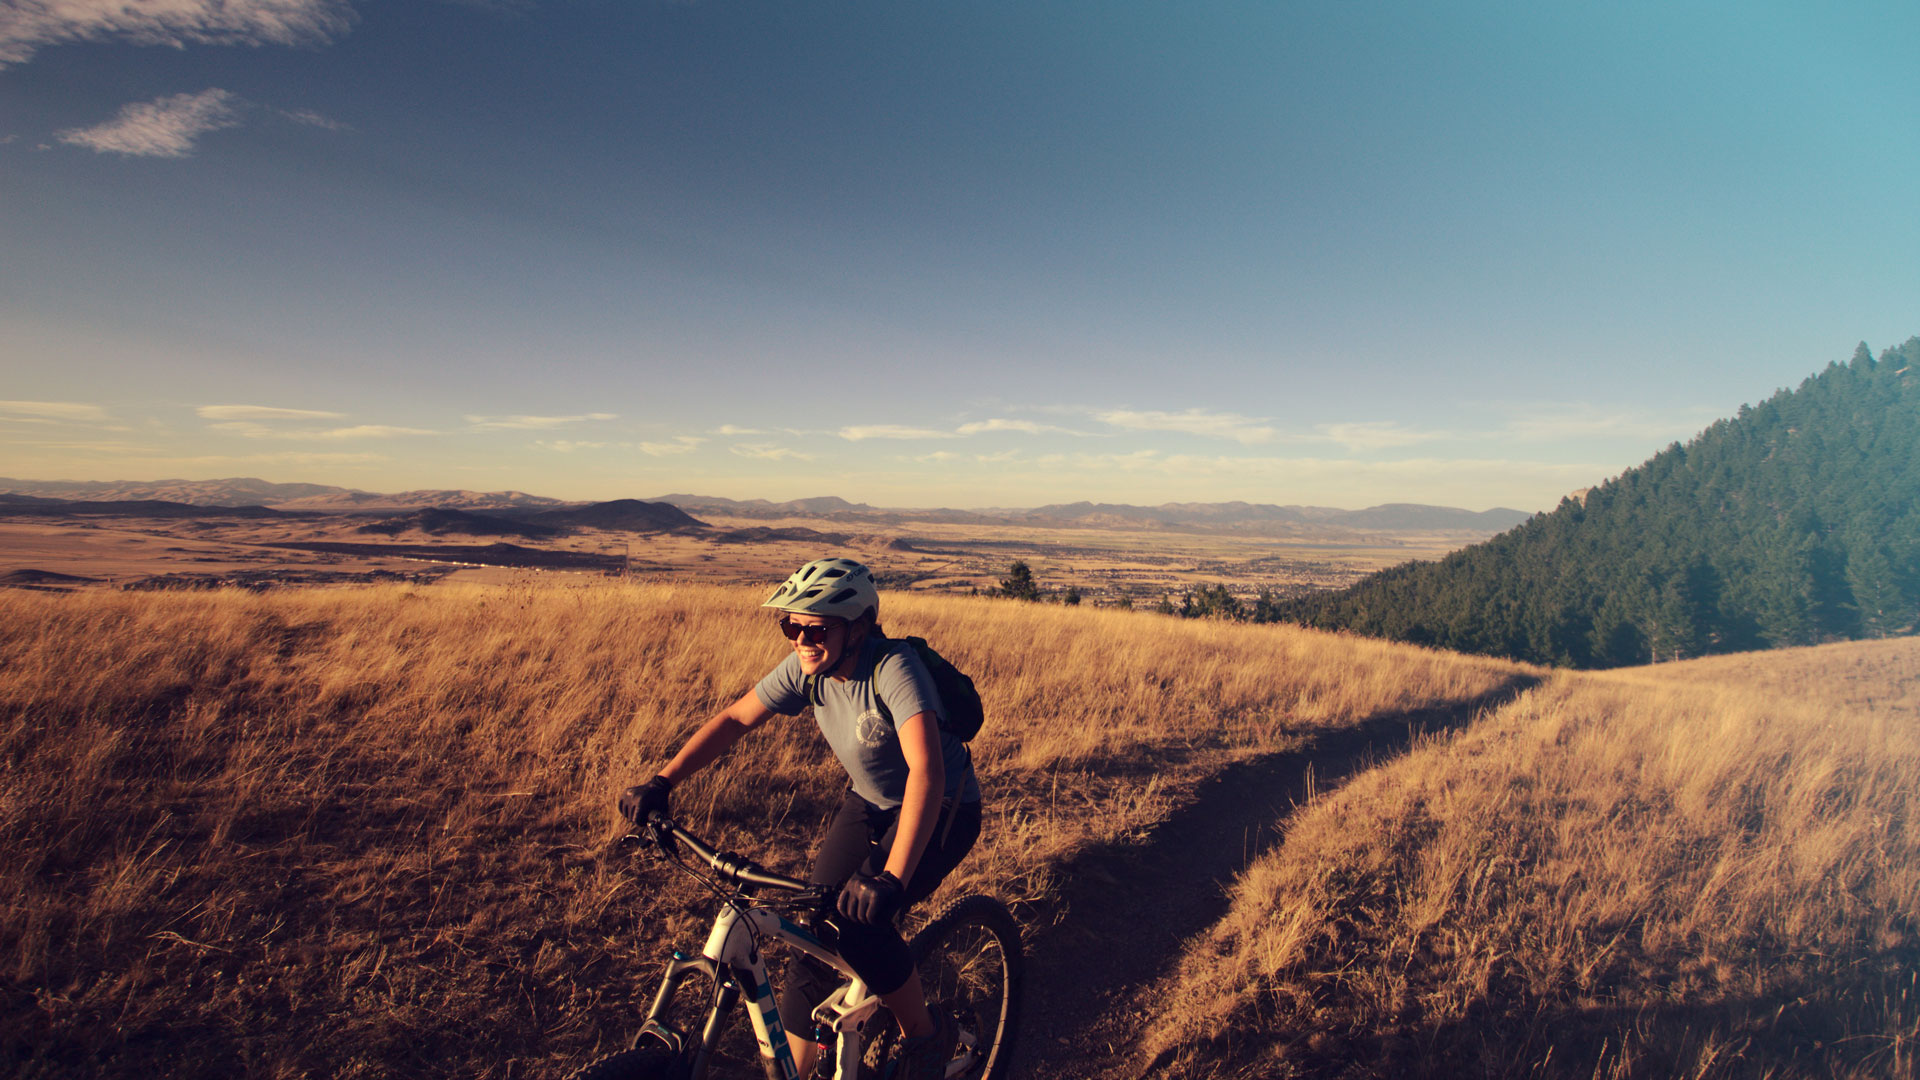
[755,635,982,810]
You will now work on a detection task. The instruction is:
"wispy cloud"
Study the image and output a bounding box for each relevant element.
[1094,407,1277,445]
[1309,421,1440,452]
[839,425,956,441]
[954,418,1084,437]
[57,88,242,157]
[466,412,617,431]
[531,436,704,456]
[210,421,438,440]
[281,107,347,131]
[912,448,1030,465]
[731,443,813,462]
[310,425,436,440]
[0,399,110,422]
[713,424,769,436]
[198,404,345,421]
[1033,449,1168,471]
[0,0,355,68]
[640,437,704,456]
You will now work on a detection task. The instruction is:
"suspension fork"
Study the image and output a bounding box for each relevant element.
[638,953,715,1058]
[649,954,801,1080]
[693,972,744,1080]
[634,952,753,1080]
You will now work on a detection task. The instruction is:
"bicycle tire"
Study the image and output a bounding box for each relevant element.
[900,895,1024,1080]
[563,1046,679,1080]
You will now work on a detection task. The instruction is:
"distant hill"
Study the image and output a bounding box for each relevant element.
[1275,339,1920,668]
[357,509,563,540]
[281,489,571,513]
[649,494,892,520]
[709,526,851,546]
[532,499,706,532]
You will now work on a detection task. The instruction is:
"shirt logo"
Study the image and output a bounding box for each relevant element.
[855,709,892,749]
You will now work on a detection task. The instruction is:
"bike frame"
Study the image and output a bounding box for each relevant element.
[633,827,889,1080]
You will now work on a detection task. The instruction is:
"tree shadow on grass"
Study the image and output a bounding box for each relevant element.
[1013,674,1542,1080]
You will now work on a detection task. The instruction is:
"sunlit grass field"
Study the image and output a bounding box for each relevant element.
[1,582,1526,1078]
[1145,639,1920,1078]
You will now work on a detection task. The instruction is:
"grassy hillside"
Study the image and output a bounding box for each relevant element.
[1146,637,1920,1078]
[0,582,1525,1079]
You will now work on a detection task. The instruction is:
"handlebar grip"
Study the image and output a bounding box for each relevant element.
[644,812,811,892]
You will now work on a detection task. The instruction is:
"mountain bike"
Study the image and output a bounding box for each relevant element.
[568,811,1021,1080]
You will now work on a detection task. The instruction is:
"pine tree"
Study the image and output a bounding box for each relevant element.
[998,561,1040,602]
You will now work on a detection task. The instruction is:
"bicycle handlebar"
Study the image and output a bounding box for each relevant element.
[642,811,820,897]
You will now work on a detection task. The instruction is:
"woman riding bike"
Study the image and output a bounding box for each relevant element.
[619,558,983,1080]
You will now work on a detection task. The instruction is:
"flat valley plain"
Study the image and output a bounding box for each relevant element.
[0,508,1489,601]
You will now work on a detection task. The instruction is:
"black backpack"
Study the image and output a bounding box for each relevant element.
[805,633,985,741]
[884,635,985,742]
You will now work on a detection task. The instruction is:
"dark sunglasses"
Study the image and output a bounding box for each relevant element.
[778,618,839,644]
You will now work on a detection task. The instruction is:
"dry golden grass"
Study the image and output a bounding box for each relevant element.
[0,582,1525,1078]
[1146,639,1920,1079]
[1598,635,1920,721]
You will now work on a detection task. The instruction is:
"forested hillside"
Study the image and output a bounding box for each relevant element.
[1277,339,1920,667]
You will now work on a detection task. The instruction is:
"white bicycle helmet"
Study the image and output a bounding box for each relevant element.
[762,558,878,621]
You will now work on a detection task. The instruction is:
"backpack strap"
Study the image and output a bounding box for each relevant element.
[871,636,912,727]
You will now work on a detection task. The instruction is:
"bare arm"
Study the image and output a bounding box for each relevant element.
[883,711,946,884]
[656,689,776,786]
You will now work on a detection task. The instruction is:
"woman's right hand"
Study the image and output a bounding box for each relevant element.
[618,776,673,824]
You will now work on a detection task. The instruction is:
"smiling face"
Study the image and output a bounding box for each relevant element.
[781,613,850,677]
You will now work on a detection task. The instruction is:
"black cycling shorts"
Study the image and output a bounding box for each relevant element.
[776,789,982,1037]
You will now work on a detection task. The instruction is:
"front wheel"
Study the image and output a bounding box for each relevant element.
[909,895,1023,1080]
[563,1046,678,1080]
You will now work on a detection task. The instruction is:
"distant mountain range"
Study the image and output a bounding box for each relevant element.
[0,495,289,520]
[0,477,346,506]
[0,477,1529,536]
[0,478,568,512]
[646,493,1530,534]
[0,490,706,538]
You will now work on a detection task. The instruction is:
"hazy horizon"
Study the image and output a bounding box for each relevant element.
[0,474,1545,515]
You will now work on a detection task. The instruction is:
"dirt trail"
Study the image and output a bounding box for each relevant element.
[1009,680,1537,1079]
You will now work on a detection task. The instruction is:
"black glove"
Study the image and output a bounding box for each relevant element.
[618,776,673,825]
[837,870,905,926]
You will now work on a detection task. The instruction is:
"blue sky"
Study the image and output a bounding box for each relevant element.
[3,1,1916,511]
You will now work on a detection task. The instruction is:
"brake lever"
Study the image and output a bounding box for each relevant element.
[646,815,679,857]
